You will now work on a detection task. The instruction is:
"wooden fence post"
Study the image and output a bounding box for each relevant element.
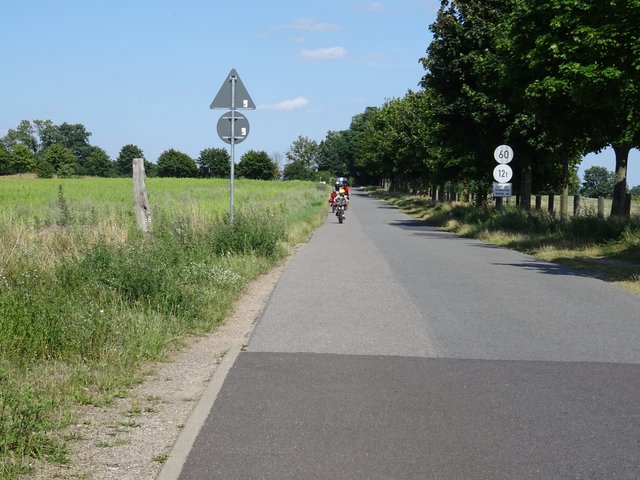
[133,158,151,233]
[535,195,542,210]
[548,194,555,213]
[573,195,581,216]
[597,197,605,218]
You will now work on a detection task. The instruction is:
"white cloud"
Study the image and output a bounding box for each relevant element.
[364,2,385,12]
[298,46,347,61]
[278,17,340,32]
[258,96,310,111]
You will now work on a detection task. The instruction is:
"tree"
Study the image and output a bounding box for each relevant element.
[420,0,514,203]
[116,144,145,176]
[0,144,10,175]
[35,157,54,178]
[283,136,319,180]
[41,122,93,173]
[581,166,615,198]
[197,148,230,178]
[318,131,350,177]
[629,185,640,197]
[10,144,36,174]
[85,147,115,177]
[283,161,314,181]
[269,152,284,180]
[349,106,383,186]
[2,120,38,153]
[42,144,77,178]
[505,0,640,216]
[236,150,277,180]
[156,149,198,178]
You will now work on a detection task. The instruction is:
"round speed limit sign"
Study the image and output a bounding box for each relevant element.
[493,164,513,183]
[494,145,514,164]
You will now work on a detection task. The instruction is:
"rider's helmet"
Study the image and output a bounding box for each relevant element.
[339,188,345,195]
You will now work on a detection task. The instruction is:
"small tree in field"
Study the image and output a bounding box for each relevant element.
[116,144,145,176]
[236,150,277,180]
[42,144,76,178]
[197,147,230,178]
[581,166,615,198]
[157,149,198,178]
[85,146,115,177]
[10,144,36,174]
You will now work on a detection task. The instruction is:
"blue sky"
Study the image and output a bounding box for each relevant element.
[1,0,637,186]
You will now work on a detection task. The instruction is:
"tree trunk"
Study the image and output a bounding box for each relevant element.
[610,143,630,217]
[519,149,532,210]
[560,157,569,224]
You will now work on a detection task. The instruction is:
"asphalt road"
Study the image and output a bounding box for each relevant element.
[169,190,640,479]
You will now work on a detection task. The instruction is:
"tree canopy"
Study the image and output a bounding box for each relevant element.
[197,147,230,178]
[236,150,277,180]
[581,166,615,198]
[156,149,198,178]
[116,144,145,176]
[283,136,319,180]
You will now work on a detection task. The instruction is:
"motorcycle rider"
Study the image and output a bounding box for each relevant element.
[342,183,350,199]
[335,188,349,215]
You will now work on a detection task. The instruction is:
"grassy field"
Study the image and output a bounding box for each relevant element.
[0,176,329,479]
[367,188,640,296]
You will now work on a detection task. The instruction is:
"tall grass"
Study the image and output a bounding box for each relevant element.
[0,177,328,478]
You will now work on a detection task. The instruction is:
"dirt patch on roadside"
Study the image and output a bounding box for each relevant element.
[24,256,290,480]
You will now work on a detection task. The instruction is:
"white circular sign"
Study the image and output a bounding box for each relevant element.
[493,164,513,183]
[494,145,514,164]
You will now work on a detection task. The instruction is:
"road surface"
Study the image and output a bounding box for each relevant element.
[166,190,640,479]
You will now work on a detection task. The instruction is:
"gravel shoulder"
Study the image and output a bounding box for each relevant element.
[24,256,290,480]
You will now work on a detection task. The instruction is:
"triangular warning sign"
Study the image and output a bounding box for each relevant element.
[210,69,255,110]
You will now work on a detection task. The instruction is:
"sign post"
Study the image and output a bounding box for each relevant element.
[493,145,514,213]
[210,69,255,223]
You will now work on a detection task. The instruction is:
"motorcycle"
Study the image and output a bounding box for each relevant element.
[335,204,346,223]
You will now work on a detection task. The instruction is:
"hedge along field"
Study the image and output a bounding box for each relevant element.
[0,176,329,479]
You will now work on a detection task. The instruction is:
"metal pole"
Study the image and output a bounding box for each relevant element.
[230,74,236,224]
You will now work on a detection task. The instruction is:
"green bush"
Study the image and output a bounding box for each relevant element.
[564,213,627,243]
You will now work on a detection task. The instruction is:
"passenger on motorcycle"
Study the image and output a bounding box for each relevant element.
[329,188,338,210]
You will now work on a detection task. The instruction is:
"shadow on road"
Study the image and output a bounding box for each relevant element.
[492,260,593,278]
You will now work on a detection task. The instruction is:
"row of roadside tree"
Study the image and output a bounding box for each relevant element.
[340,0,639,218]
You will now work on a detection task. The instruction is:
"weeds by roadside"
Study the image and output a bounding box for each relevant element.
[0,179,328,479]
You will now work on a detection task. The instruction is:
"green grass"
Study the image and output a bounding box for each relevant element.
[0,176,329,479]
[366,187,640,296]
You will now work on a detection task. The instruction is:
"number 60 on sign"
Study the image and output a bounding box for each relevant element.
[494,145,513,164]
